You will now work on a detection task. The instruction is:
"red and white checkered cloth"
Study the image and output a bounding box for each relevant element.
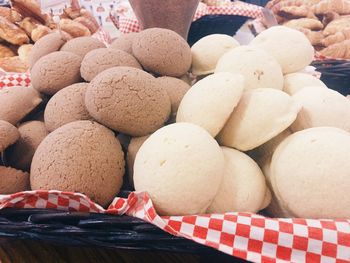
[0,190,349,263]
[113,2,263,34]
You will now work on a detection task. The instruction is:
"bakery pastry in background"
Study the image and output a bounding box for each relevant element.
[0,56,28,73]
[18,44,33,64]
[0,16,30,45]
[59,19,91,38]
[0,43,16,58]
[31,25,51,42]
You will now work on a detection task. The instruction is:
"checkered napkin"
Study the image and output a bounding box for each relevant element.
[0,190,349,263]
[112,2,263,34]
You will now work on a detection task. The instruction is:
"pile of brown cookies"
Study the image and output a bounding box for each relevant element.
[0,0,99,73]
[266,0,350,59]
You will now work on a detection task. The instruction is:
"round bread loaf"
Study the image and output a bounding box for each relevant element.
[134,123,224,216]
[260,188,272,210]
[60,36,106,58]
[44,83,91,132]
[31,51,82,95]
[217,89,301,151]
[291,87,350,132]
[0,86,42,125]
[30,121,125,207]
[6,121,48,171]
[29,31,70,68]
[207,147,267,213]
[191,34,240,76]
[283,72,327,95]
[177,73,244,137]
[0,120,20,152]
[250,26,314,74]
[110,33,138,54]
[80,48,142,82]
[157,76,191,122]
[85,67,171,136]
[126,135,150,188]
[0,166,30,194]
[215,46,283,90]
[270,127,350,219]
[132,28,191,77]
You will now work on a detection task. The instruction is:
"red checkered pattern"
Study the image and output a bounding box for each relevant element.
[0,71,31,89]
[116,2,263,34]
[0,190,349,263]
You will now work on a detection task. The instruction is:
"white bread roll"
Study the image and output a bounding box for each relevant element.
[134,123,225,216]
[217,89,301,151]
[270,127,350,219]
[215,46,283,90]
[291,87,350,132]
[250,26,314,74]
[176,72,244,137]
[283,72,327,95]
[191,34,240,76]
[207,147,267,213]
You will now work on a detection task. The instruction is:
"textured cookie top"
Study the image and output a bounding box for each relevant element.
[132,28,191,77]
[80,48,142,82]
[0,166,30,194]
[110,33,139,54]
[85,67,170,136]
[30,120,125,207]
[31,51,82,95]
[60,36,106,58]
[44,83,91,132]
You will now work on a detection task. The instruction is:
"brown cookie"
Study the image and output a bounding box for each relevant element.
[0,166,30,194]
[132,28,192,77]
[110,33,139,54]
[31,51,82,95]
[60,36,106,58]
[80,48,142,82]
[85,67,171,136]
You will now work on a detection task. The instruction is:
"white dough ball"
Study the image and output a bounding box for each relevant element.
[134,123,225,216]
[283,72,327,95]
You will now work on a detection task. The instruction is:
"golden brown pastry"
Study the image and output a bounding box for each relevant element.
[283,18,324,30]
[313,0,350,15]
[63,7,81,20]
[0,44,16,58]
[31,25,51,42]
[322,28,350,46]
[18,44,33,64]
[0,17,30,45]
[278,5,310,19]
[0,56,29,72]
[11,0,51,25]
[0,7,22,23]
[323,16,350,35]
[268,0,321,14]
[59,19,91,38]
[299,28,324,45]
[320,39,350,58]
[18,17,40,36]
[74,16,99,34]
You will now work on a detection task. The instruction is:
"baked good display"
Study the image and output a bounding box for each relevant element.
[132,28,192,77]
[217,88,301,151]
[0,2,100,72]
[0,86,42,125]
[265,0,350,59]
[30,121,125,207]
[1,27,350,219]
[44,83,91,132]
[85,67,170,136]
[80,48,142,82]
[176,72,244,137]
[191,34,240,76]
[215,45,284,90]
[110,33,139,54]
[0,166,30,194]
[60,36,105,58]
[133,123,225,216]
[30,51,82,95]
[207,147,267,214]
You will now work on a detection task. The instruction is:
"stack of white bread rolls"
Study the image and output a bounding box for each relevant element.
[133,26,350,219]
